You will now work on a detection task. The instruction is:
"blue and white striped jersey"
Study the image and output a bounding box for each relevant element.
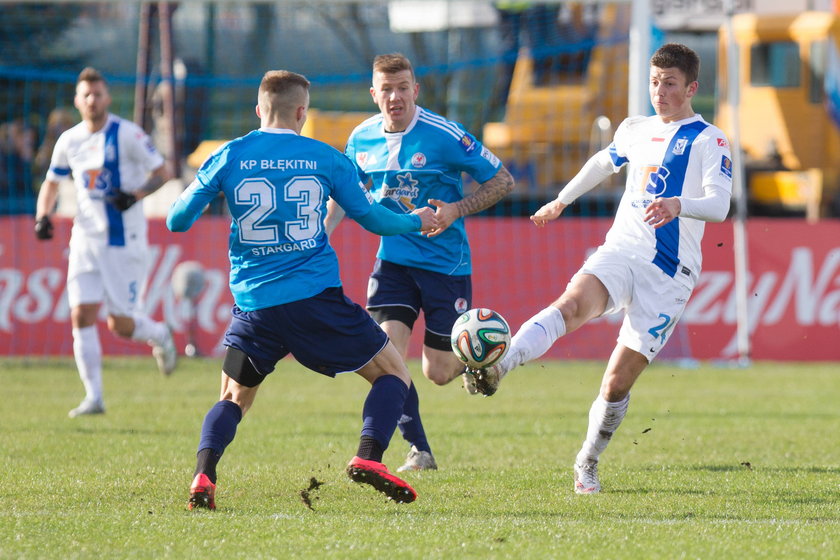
[345,106,502,275]
[606,114,732,282]
[47,114,164,246]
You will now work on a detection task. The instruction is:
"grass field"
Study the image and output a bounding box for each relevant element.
[2,357,838,559]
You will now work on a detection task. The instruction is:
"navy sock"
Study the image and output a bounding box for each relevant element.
[397,382,431,453]
[360,374,408,454]
[195,400,243,483]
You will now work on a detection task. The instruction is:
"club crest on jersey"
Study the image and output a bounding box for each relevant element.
[672,138,688,155]
[720,155,733,178]
[642,165,670,196]
[411,152,427,168]
[356,152,370,168]
[717,137,728,148]
[459,133,477,153]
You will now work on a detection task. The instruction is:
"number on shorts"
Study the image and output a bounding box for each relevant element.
[648,313,675,344]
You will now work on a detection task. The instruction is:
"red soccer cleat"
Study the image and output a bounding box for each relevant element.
[346,456,417,503]
[188,473,217,510]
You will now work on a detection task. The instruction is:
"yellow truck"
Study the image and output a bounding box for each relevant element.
[716,11,840,220]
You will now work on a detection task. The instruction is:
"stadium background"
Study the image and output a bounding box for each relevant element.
[1,1,839,362]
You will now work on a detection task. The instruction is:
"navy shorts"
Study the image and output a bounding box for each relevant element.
[367,259,471,343]
[223,287,388,379]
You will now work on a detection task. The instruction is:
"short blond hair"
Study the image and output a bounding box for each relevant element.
[258,70,310,117]
[372,53,414,80]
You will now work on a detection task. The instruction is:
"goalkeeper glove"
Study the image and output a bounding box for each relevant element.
[108,190,138,211]
[34,216,54,240]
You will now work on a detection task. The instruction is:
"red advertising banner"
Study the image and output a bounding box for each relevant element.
[2,216,838,361]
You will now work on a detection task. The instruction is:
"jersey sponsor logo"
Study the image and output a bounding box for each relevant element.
[83,168,112,196]
[382,172,420,211]
[720,155,732,178]
[249,238,318,256]
[717,137,728,148]
[641,165,670,196]
[459,133,477,153]
[454,297,468,313]
[672,138,688,155]
[410,152,426,168]
[480,146,500,167]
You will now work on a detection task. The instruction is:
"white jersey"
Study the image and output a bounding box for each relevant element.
[605,114,732,285]
[47,114,164,245]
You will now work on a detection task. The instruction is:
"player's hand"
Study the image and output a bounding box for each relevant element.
[530,199,567,227]
[107,190,138,211]
[644,197,681,229]
[34,216,54,240]
[424,198,459,237]
[412,206,439,232]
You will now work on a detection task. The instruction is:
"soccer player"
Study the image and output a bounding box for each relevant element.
[168,70,438,509]
[470,43,733,494]
[325,53,515,472]
[34,67,177,418]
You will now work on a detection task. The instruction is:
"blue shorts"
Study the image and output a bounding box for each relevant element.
[223,287,388,378]
[367,259,471,344]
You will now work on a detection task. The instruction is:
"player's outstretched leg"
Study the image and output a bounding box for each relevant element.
[470,306,567,397]
[151,325,177,376]
[395,382,437,471]
[347,456,417,503]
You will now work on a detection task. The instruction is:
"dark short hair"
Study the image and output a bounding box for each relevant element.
[259,70,310,96]
[77,67,105,86]
[372,53,414,79]
[650,43,700,84]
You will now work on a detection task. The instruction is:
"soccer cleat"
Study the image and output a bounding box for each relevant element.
[346,456,417,503]
[396,446,438,472]
[462,370,479,395]
[574,461,601,494]
[68,398,105,418]
[188,473,216,510]
[152,325,177,376]
[472,363,504,397]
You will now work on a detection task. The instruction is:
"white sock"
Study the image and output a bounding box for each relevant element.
[72,326,103,403]
[576,394,630,465]
[500,306,566,375]
[131,313,168,346]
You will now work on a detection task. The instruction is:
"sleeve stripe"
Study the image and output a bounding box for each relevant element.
[417,111,464,141]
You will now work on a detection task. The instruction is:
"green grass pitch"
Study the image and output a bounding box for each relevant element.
[1,357,838,559]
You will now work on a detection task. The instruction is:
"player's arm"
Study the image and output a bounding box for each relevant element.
[166,179,219,232]
[34,178,61,240]
[426,165,514,238]
[108,164,172,211]
[531,148,615,227]
[353,202,437,236]
[324,198,346,237]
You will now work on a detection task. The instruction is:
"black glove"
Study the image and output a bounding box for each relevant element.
[107,190,138,211]
[35,216,54,240]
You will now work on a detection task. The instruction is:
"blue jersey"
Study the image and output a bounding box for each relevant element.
[169,128,385,311]
[345,107,502,275]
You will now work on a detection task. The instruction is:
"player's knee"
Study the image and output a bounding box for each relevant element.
[423,368,451,386]
[107,316,134,338]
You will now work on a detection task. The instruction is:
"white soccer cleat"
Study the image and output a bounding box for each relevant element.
[472,363,504,397]
[68,398,105,418]
[152,326,178,376]
[574,461,601,494]
[396,445,438,472]
[462,370,479,395]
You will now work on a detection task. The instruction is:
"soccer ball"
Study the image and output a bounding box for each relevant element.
[450,308,511,369]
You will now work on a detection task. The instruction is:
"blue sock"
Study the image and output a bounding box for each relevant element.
[197,400,242,455]
[361,375,408,452]
[397,382,431,453]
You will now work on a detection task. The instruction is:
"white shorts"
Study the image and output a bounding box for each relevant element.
[577,246,694,362]
[66,233,150,317]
